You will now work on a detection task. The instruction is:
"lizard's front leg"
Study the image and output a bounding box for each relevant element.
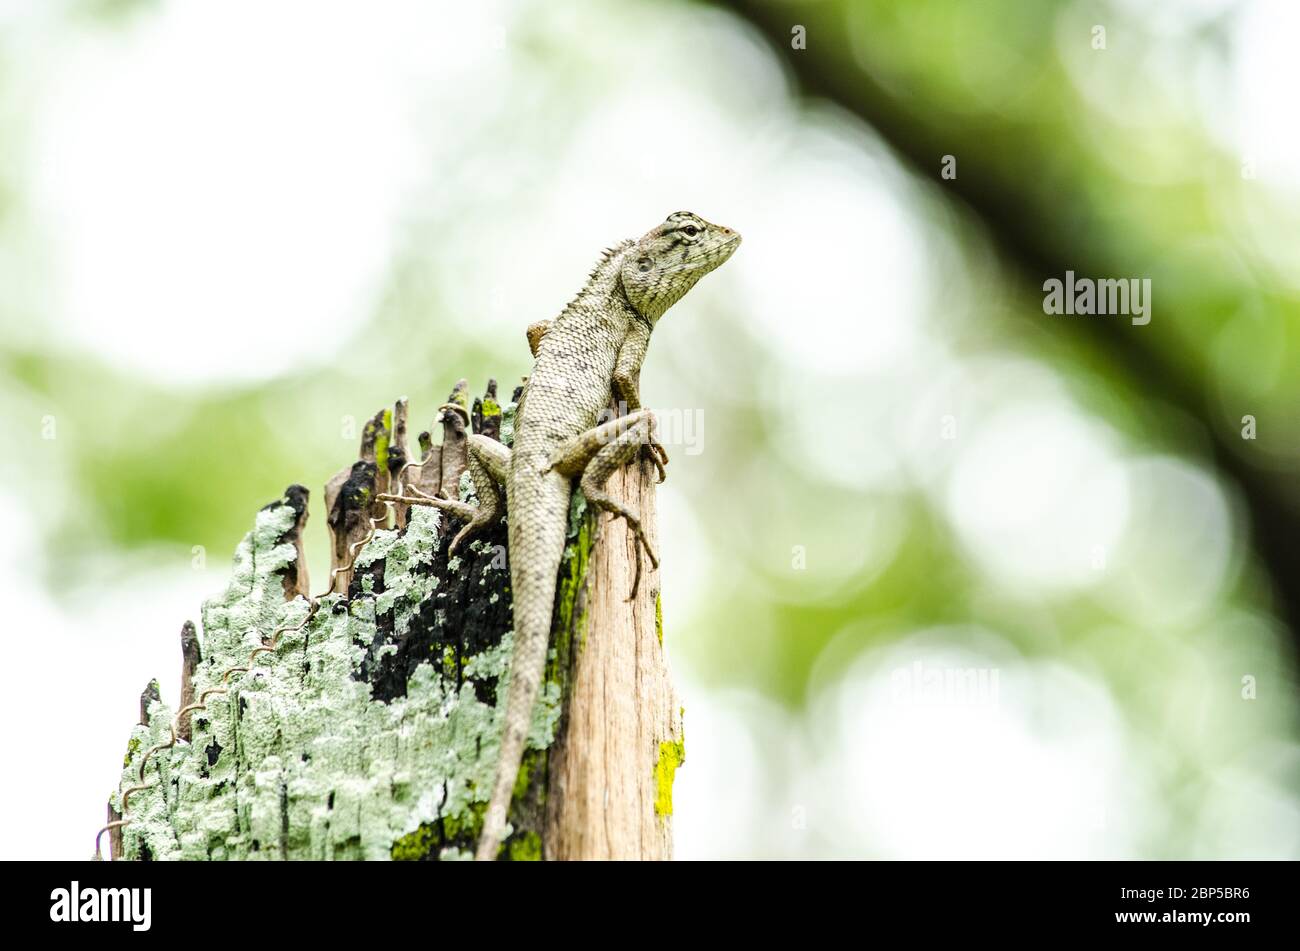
[526,319,551,358]
[612,321,670,477]
[546,409,661,600]
[404,433,510,555]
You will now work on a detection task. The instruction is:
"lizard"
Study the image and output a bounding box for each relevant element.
[416,211,740,860]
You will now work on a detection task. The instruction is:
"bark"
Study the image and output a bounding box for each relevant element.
[546,458,682,859]
[176,620,201,744]
[104,379,682,861]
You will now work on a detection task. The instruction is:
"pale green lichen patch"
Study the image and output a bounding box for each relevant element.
[115,495,555,861]
[464,632,561,747]
[358,506,441,637]
[499,399,517,447]
[113,410,598,861]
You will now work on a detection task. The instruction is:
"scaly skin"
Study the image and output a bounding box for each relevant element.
[421,212,739,859]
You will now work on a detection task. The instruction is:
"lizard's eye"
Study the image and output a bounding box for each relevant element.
[637,257,653,272]
[683,225,699,237]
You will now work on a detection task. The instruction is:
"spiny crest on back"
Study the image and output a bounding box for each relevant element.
[552,238,636,320]
[588,239,637,284]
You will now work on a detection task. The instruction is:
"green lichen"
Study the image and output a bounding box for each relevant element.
[499,400,517,446]
[115,496,553,861]
[507,830,541,862]
[653,737,686,818]
[439,644,458,678]
[358,505,441,634]
[390,823,438,861]
[512,752,534,800]
[655,592,664,647]
[481,397,501,418]
[375,408,393,473]
[391,802,492,861]
[554,493,594,662]
[362,409,394,475]
[113,413,607,861]
[440,800,486,843]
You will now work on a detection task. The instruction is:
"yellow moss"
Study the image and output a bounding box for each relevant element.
[507,831,541,862]
[653,737,686,818]
[375,408,393,473]
[441,800,487,844]
[439,644,457,678]
[391,823,437,861]
[555,502,595,658]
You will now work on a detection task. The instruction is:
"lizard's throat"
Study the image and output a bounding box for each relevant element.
[617,275,659,329]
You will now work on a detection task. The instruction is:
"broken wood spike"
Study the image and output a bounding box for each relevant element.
[178,620,201,743]
[390,398,413,528]
[438,379,470,500]
[138,680,160,726]
[270,484,311,601]
[473,378,502,443]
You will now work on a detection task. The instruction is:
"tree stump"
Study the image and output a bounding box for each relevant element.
[103,379,683,861]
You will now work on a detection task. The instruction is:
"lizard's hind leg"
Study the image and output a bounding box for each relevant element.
[551,410,661,600]
[412,434,510,555]
[545,408,665,483]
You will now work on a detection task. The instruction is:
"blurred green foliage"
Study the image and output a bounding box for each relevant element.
[2,0,1296,858]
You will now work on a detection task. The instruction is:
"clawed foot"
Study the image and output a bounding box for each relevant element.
[641,439,668,483]
[448,522,475,557]
[440,502,492,557]
[385,487,485,556]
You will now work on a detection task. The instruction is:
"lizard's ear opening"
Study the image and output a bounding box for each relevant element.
[621,252,662,323]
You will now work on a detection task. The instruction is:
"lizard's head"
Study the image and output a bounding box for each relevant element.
[620,211,741,323]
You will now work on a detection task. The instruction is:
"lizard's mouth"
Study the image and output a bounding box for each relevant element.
[712,231,742,261]
[661,232,741,276]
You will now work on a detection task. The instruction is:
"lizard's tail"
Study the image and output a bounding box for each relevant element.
[475,619,551,860]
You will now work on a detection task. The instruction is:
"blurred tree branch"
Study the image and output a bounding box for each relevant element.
[720,0,1300,645]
